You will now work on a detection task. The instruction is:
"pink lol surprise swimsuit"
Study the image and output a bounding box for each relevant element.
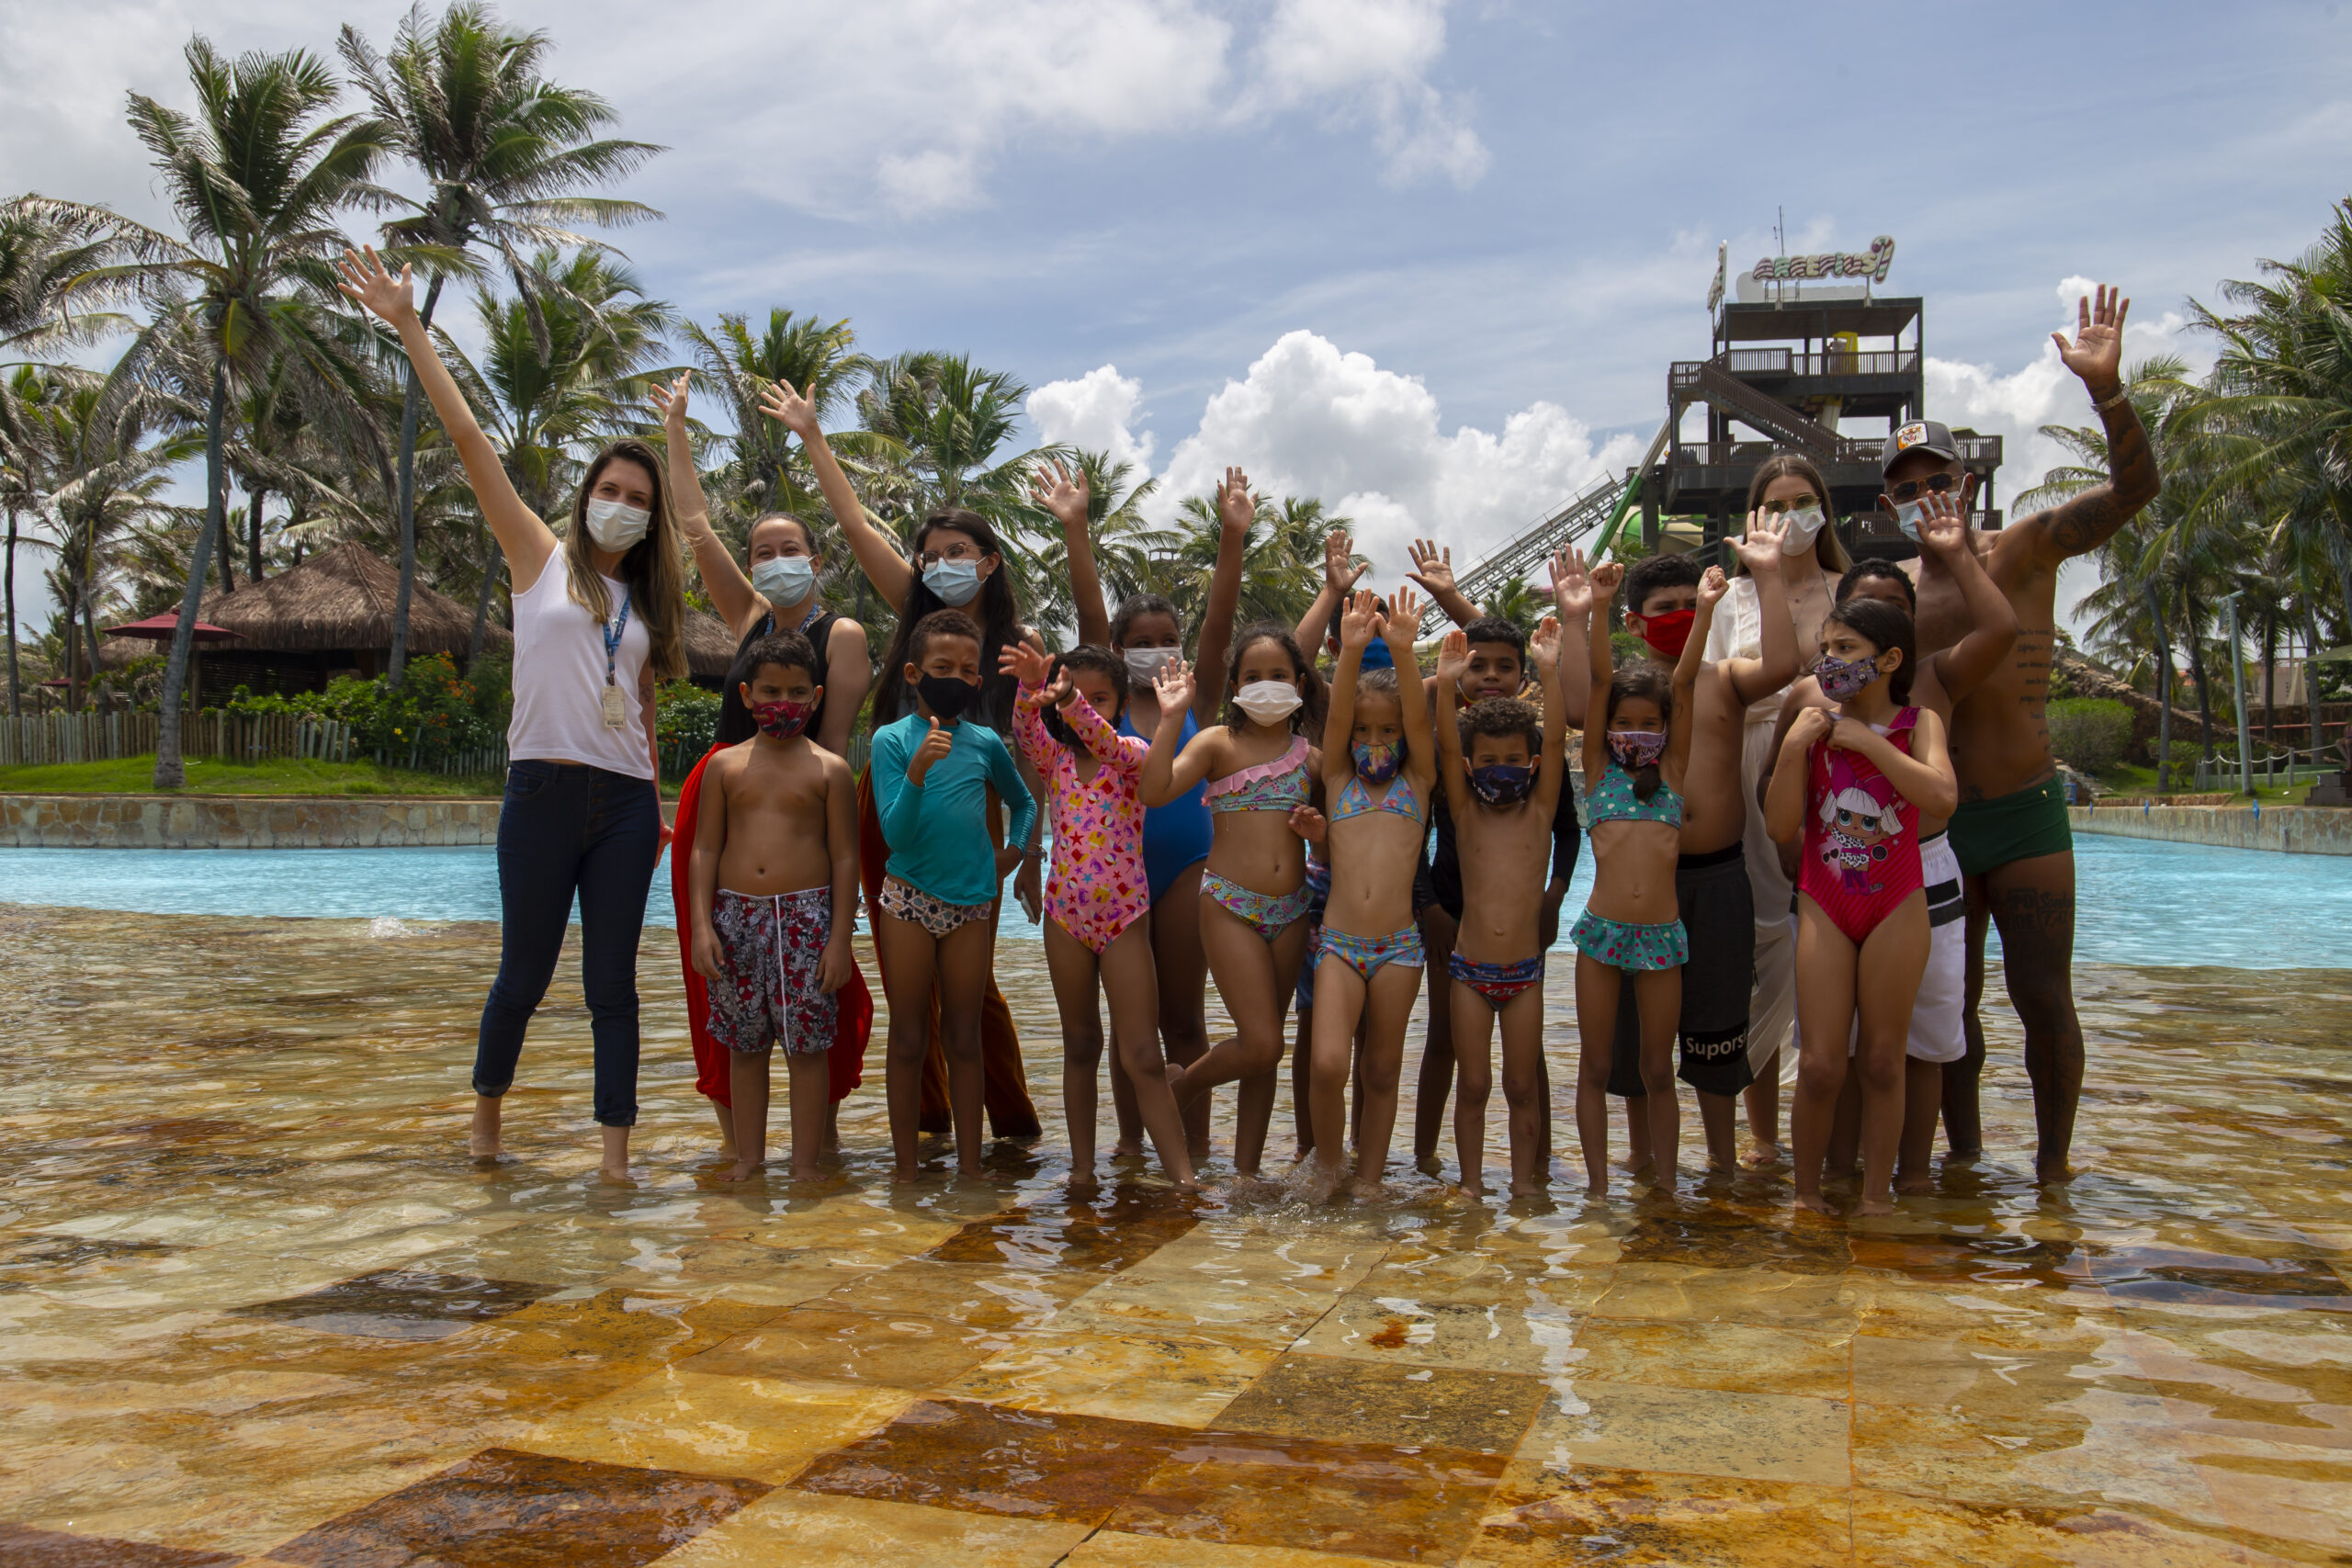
[1013,682,1152,955]
[1799,707,1925,946]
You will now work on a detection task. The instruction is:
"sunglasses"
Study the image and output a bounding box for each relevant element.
[1886,472,1962,503]
[1757,494,1823,515]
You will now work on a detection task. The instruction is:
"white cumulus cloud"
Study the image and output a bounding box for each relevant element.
[1054,331,1638,580]
[1248,0,1487,188]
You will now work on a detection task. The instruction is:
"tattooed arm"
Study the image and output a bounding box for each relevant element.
[2020,285,2161,566]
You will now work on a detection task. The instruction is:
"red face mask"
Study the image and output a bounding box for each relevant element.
[1635,608,1696,658]
[752,697,813,739]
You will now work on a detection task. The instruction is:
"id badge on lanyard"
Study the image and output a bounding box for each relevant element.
[602,588,632,729]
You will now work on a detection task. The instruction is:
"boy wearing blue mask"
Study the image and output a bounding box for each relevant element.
[1430,617,1567,1195]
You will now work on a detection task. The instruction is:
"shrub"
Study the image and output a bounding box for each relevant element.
[220,653,505,760]
[2047,697,2134,774]
[655,678,721,780]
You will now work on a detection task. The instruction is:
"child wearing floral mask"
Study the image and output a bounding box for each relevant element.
[1570,560,1721,1196]
[686,631,862,1182]
[1430,616,1567,1196]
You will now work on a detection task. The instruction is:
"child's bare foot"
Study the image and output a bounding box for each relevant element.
[1707,1154,1736,1176]
[1793,1190,1837,1216]
[719,1158,763,1183]
[1740,1140,1782,1168]
[956,1157,986,1178]
[1414,1152,1443,1178]
[790,1163,823,1181]
[893,1161,923,1184]
[596,1162,632,1184]
[1347,1175,1387,1201]
[1944,1144,1982,1165]
[1585,1177,1609,1198]
[1895,1172,1935,1195]
[1857,1194,1895,1217]
[1110,1140,1145,1159]
[1457,1178,1488,1198]
[2036,1160,2077,1185]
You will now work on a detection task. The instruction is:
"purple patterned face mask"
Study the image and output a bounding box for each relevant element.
[1815,653,1882,702]
[1607,729,1667,770]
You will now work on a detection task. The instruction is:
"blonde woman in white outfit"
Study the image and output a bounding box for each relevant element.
[1702,453,1849,1163]
[339,247,688,1181]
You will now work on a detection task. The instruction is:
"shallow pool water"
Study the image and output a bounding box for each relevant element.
[2,829,2346,965]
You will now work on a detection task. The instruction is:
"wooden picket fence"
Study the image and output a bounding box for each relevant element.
[370,738,508,775]
[1,711,354,767]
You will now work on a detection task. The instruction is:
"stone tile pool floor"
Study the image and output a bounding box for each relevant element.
[1,901,2347,1564]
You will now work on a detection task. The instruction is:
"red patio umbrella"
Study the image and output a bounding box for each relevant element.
[104,613,241,644]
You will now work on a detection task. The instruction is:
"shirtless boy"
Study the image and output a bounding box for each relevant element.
[1586,520,1798,1172]
[688,632,861,1180]
[1896,285,2157,1181]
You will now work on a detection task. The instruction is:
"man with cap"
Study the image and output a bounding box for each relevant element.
[1894,284,2156,1184]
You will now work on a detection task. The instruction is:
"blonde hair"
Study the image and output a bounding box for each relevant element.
[1737,451,1854,578]
[565,437,687,681]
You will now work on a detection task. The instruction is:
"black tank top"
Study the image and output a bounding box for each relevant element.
[716,607,839,747]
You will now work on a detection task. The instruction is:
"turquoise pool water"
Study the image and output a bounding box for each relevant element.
[1,831,2345,966]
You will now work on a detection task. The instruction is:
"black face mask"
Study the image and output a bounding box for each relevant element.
[1469,762,1537,807]
[917,673,978,724]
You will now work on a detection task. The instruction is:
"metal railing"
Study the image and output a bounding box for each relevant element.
[2192,742,2346,793]
[1718,349,1918,378]
[1673,433,2003,470]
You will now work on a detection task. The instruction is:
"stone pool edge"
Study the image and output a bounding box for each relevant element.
[2073,802,2352,855]
[1,792,503,849]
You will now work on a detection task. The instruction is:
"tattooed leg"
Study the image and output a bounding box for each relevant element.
[1984,852,2084,1183]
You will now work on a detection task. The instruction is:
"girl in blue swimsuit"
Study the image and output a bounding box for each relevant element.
[1039,460,1251,1165]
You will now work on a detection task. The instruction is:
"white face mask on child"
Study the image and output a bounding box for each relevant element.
[1125,647,1180,682]
[1233,681,1303,725]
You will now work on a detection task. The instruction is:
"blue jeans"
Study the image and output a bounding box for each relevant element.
[472,761,662,1127]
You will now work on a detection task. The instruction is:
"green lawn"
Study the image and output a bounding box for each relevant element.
[0,754,503,797]
[2090,761,2317,805]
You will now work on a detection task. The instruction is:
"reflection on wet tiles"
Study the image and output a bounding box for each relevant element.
[1214,1352,1545,1454]
[792,1397,1183,1523]
[271,1447,768,1566]
[0,1524,239,1567]
[1470,1465,1855,1567]
[1107,1425,1510,1562]
[2,906,2350,1565]
[229,1268,563,1340]
[1521,1380,1852,1486]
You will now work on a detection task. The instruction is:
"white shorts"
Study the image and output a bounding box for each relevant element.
[1820,832,1967,1066]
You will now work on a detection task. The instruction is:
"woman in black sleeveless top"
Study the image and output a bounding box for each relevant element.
[655,375,872,755]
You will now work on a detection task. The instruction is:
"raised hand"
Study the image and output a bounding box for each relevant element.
[1030,458,1090,527]
[1915,487,1970,557]
[1323,528,1369,593]
[651,373,690,438]
[334,245,416,326]
[1407,538,1457,596]
[1589,559,1625,600]
[1699,565,1729,608]
[1549,544,1593,619]
[1216,468,1256,535]
[998,642,1052,689]
[1151,655,1194,720]
[758,378,821,440]
[1434,628,1470,686]
[1288,804,1328,844]
[1339,589,1382,651]
[1384,584,1425,652]
[1530,615,1561,671]
[1734,511,1787,573]
[1042,671,1077,710]
[910,716,954,783]
[2054,283,2131,393]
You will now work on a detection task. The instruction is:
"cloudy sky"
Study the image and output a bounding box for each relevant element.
[6,0,2348,634]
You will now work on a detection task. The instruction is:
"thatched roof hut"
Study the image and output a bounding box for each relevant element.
[684,608,741,682]
[102,542,510,694]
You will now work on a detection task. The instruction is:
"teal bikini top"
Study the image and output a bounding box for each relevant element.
[1205,734,1312,814]
[1332,772,1424,825]
[1587,759,1682,829]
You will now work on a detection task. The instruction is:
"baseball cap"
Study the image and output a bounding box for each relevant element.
[1881,420,1959,475]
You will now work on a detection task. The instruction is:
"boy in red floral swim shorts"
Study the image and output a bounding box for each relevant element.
[688,631,861,1180]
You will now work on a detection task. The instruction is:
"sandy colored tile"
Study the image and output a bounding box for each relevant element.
[1849,1487,2253,1568]
[1588,1262,1858,1329]
[816,1258,1089,1332]
[678,1307,1007,1391]
[1215,1352,1546,1455]
[1064,1531,1403,1567]
[1287,1289,1584,1376]
[1850,1387,2226,1521]
[514,1368,917,1483]
[1568,1319,1854,1400]
[1516,1380,1850,1486]
[648,1491,1091,1566]
[792,1396,1184,1524]
[942,1329,1283,1427]
[1851,1334,2154,1416]
[1464,1463,1855,1567]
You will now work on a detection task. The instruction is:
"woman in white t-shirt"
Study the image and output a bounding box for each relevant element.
[1702,451,1852,1162]
[340,247,687,1181]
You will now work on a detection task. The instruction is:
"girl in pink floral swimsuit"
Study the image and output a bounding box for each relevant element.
[1001,643,1195,1189]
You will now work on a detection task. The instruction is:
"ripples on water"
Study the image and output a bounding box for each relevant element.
[2,828,2348,964]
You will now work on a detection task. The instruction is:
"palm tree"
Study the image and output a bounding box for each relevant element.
[118,39,391,787]
[340,0,662,689]
[1485,572,1547,630]
[441,246,672,661]
[681,310,870,533]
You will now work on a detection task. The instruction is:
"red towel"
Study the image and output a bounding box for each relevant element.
[671,742,873,1108]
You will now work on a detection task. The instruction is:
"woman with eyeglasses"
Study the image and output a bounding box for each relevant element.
[1702,451,1854,1166]
[759,383,1046,1145]
[653,375,876,1168]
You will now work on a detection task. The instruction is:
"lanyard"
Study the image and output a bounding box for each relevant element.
[601,587,632,686]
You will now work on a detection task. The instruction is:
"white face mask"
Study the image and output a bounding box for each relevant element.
[1233,680,1304,725]
[752,554,817,604]
[1893,499,1925,542]
[1125,647,1180,682]
[583,497,650,552]
[1779,506,1826,553]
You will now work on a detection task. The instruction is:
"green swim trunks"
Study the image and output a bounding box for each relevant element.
[1948,773,2073,876]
